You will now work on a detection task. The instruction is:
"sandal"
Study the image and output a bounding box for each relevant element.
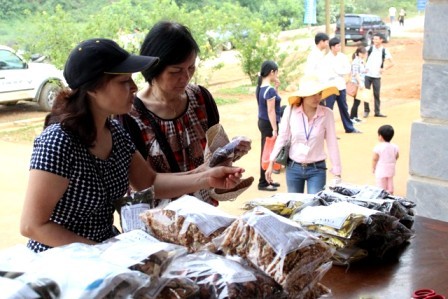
[270,182,281,187]
[258,185,277,191]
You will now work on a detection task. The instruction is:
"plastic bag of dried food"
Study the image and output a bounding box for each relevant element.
[215,206,334,296]
[329,183,362,197]
[160,251,286,299]
[356,213,414,259]
[0,244,39,279]
[286,261,332,299]
[16,243,160,299]
[209,136,252,167]
[319,188,416,229]
[292,202,375,239]
[140,195,236,252]
[113,186,155,232]
[98,230,188,279]
[244,193,317,217]
[1,276,60,299]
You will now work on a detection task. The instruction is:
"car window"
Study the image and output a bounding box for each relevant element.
[0,49,25,70]
[344,16,361,26]
[364,17,373,25]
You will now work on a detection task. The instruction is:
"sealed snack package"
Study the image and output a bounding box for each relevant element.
[140,195,236,252]
[292,202,375,239]
[356,213,414,259]
[209,136,252,167]
[319,186,415,229]
[243,193,317,217]
[215,207,333,297]
[113,186,155,232]
[160,251,286,299]
[98,230,188,279]
[15,243,160,299]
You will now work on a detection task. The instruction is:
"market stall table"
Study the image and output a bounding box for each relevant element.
[321,216,448,298]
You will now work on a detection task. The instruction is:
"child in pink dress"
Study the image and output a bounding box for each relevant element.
[372,125,399,194]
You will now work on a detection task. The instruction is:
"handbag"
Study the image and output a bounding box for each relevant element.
[274,106,292,166]
[275,142,290,166]
[346,81,358,97]
[262,136,281,171]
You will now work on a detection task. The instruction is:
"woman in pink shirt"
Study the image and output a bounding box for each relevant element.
[373,125,399,194]
[265,76,342,194]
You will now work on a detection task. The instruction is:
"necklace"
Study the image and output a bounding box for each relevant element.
[151,91,180,118]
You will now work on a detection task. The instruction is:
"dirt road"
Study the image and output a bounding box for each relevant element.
[0,17,424,249]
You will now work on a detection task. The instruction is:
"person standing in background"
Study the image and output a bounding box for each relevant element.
[323,37,361,134]
[257,60,282,191]
[265,76,341,194]
[364,33,394,118]
[389,6,397,25]
[398,8,406,26]
[349,46,369,122]
[304,32,329,82]
[373,125,399,194]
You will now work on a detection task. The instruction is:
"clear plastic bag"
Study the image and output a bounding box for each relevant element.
[160,251,286,299]
[214,207,333,297]
[140,195,236,252]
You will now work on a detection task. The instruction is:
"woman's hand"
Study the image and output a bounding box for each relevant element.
[206,166,244,190]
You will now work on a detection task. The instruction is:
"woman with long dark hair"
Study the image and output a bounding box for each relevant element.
[256,60,282,191]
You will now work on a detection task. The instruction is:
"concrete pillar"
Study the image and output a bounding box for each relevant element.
[407,0,448,222]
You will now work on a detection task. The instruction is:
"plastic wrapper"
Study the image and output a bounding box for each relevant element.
[330,246,369,266]
[320,186,416,229]
[160,251,286,299]
[355,213,414,259]
[292,202,375,239]
[214,207,333,297]
[292,201,414,262]
[140,195,236,252]
[15,243,161,299]
[243,193,317,217]
[1,276,59,299]
[98,230,188,279]
[0,244,39,279]
[155,277,199,299]
[112,186,155,232]
[209,136,251,167]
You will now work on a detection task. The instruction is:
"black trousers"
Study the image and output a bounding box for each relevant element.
[258,118,275,187]
[364,76,382,115]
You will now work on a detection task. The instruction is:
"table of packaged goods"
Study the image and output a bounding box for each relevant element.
[321,216,448,298]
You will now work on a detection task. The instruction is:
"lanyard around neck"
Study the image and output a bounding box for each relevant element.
[301,113,315,141]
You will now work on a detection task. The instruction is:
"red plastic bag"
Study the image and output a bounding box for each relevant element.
[262,136,281,171]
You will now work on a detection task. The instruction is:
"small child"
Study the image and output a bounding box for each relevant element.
[372,125,399,194]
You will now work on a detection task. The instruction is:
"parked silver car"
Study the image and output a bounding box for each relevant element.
[0,45,65,111]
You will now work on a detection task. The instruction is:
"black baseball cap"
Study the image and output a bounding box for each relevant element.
[63,38,159,89]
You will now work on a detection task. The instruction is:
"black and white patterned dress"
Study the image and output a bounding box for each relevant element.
[27,119,135,252]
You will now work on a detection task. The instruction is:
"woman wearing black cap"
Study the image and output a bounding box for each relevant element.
[20,38,244,252]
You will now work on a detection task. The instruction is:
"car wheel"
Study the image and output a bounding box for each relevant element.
[363,34,373,47]
[384,31,391,43]
[38,81,62,111]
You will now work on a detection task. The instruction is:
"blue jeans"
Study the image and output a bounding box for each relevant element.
[286,160,327,194]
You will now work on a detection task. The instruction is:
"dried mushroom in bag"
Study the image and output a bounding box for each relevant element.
[161,251,286,299]
[215,207,333,297]
[140,196,236,252]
